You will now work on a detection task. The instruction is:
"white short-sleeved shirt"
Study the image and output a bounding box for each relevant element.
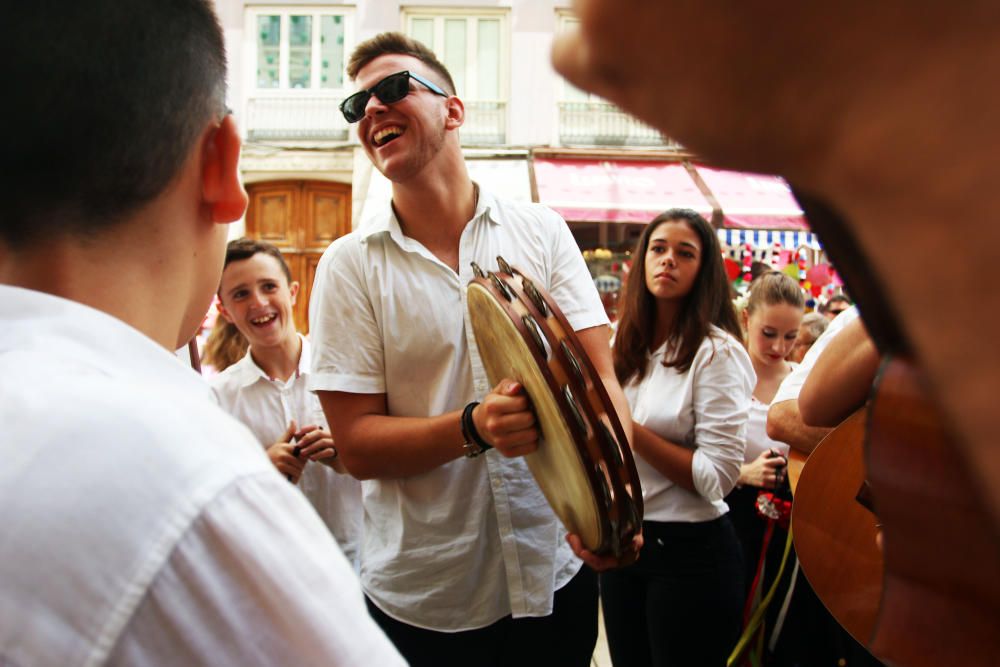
[772,306,860,405]
[624,327,755,522]
[0,285,404,667]
[210,335,363,569]
[307,186,609,631]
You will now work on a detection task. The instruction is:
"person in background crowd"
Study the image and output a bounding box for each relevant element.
[0,2,403,664]
[819,294,851,321]
[726,272,804,663]
[789,311,829,363]
[729,273,802,570]
[602,209,755,666]
[211,238,364,569]
[307,32,637,667]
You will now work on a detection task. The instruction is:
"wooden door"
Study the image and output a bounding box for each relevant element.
[245,180,351,333]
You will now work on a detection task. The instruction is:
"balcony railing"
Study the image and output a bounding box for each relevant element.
[558,101,681,148]
[246,95,505,145]
[462,101,506,145]
[246,94,350,141]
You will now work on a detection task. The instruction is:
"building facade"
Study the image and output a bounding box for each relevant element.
[215,1,816,330]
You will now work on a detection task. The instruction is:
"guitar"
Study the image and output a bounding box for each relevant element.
[792,358,1000,666]
[864,358,1000,667]
[790,409,883,650]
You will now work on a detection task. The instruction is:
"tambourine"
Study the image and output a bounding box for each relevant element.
[466,256,643,556]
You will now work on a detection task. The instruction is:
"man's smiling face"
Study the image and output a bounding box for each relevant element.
[354,54,452,183]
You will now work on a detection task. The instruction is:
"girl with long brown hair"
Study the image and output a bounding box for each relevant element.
[601,209,755,666]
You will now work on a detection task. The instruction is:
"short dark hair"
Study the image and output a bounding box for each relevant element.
[613,209,742,384]
[827,294,851,306]
[3,0,227,247]
[222,238,292,287]
[347,32,456,95]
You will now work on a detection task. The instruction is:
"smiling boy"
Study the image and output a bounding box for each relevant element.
[211,238,363,568]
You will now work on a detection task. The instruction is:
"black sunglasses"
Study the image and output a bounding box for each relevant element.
[339,70,448,123]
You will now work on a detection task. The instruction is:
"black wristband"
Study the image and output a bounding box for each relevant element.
[461,401,492,453]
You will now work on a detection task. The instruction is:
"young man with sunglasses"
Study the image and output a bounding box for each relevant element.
[309,32,637,667]
[0,3,403,664]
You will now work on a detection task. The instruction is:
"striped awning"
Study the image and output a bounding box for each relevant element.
[717,228,821,249]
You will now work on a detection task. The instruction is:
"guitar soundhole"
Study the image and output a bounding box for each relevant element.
[522,315,548,361]
[488,272,514,302]
[522,278,549,317]
[562,384,588,437]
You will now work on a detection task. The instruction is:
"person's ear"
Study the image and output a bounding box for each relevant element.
[289,280,300,305]
[202,114,249,223]
[444,95,464,131]
[216,299,235,324]
[741,308,749,330]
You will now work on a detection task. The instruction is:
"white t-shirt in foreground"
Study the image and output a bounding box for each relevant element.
[0,285,403,667]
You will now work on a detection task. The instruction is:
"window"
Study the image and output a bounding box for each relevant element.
[251,9,352,91]
[245,8,355,141]
[404,9,508,144]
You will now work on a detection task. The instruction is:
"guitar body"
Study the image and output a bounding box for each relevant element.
[866,358,1000,667]
[791,409,883,648]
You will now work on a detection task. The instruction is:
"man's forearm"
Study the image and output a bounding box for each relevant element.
[318,392,468,480]
[766,400,831,455]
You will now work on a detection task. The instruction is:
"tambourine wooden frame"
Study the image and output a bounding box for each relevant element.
[466,257,643,556]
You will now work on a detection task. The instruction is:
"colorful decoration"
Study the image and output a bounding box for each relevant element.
[769,242,783,270]
[724,257,741,281]
[806,263,832,288]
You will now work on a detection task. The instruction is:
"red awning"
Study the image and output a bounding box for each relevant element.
[531,158,713,224]
[531,157,809,231]
[690,164,807,230]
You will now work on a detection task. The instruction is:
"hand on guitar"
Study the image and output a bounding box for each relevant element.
[266,421,308,484]
[474,379,540,457]
[739,448,787,490]
[566,532,643,572]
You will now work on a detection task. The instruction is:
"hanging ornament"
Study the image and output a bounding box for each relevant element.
[797,247,809,283]
[770,241,783,269]
[741,243,753,283]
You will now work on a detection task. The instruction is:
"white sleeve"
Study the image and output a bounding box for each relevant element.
[107,474,404,667]
[307,237,386,394]
[689,340,755,502]
[544,208,609,332]
[772,305,860,404]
